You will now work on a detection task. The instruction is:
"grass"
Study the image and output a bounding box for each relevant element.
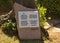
[0,28,19,43]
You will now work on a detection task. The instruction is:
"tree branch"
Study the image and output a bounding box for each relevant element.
[0,9,13,24]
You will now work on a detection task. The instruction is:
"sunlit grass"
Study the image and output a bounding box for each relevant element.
[0,33,20,43]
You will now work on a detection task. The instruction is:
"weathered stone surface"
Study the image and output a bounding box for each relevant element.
[13,2,41,39]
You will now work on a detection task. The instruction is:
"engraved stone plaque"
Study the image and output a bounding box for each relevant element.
[18,11,39,28]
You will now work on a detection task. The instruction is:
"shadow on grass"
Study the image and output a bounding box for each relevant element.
[41,27,49,40]
[2,28,18,37]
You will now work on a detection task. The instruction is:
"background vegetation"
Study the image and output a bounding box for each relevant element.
[36,0,60,26]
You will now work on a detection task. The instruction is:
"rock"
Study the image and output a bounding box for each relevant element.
[44,19,60,39]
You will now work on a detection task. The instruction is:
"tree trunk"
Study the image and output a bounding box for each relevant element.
[13,0,36,9]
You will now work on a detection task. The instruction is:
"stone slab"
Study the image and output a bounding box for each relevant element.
[13,2,41,39]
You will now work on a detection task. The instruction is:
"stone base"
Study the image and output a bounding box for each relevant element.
[18,28,41,39]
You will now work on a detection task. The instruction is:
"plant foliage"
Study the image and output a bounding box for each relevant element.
[35,0,47,27]
[1,19,16,31]
[35,0,60,26]
[37,0,60,19]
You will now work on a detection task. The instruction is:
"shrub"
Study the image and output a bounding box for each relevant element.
[1,19,16,31]
[35,1,47,27]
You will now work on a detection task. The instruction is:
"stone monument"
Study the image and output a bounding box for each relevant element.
[13,0,41,39]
